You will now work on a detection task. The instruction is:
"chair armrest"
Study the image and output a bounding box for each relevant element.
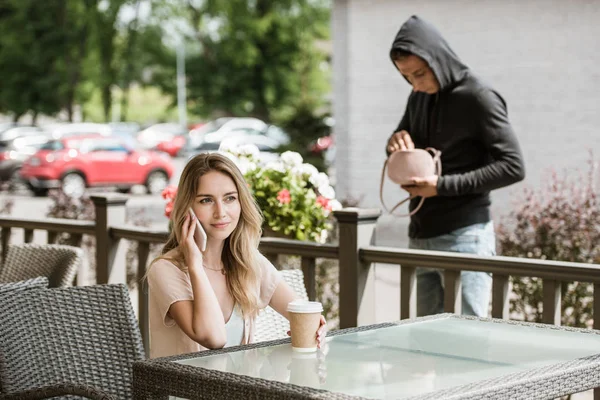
[1,383,116,400]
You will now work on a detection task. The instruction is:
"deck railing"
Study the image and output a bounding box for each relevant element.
[2,195,599,357]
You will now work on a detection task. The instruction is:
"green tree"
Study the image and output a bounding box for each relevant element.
[89,0,129,122]
[0,0,99,122]
[0,0,68,121]
[162,0,331,121]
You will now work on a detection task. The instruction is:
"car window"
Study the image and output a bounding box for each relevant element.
[12,135,49,150]
[230,128,264,136]
[266,125,289,144]
[40,140,65,151]
[87,139,130,153]
[191,121,220,136]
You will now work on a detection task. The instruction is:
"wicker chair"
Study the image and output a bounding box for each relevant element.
[0,243,83,287]
[0,284,145,400]
[254,269,309,342]
[0,276,49,295]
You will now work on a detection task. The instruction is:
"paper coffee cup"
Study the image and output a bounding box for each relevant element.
[287,300,323,352]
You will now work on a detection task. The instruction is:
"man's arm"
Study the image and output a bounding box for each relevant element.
[437,89,525,196]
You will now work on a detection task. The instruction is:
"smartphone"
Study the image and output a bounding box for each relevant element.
[189,208,207,252]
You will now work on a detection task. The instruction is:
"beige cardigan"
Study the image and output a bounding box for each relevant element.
[147,253,282,359]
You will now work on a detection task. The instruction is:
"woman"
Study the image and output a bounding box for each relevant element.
[147,153,326,358]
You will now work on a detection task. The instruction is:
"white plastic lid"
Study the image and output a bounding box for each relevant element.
[287,300,323,314]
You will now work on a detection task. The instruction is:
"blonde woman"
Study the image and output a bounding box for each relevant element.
[147,153,326,358]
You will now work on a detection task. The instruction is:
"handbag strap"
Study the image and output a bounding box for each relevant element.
[379,147,442,217]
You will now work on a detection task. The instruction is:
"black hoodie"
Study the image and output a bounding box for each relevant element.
[388,16,525,239]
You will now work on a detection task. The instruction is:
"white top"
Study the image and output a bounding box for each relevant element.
[224,305,244,347]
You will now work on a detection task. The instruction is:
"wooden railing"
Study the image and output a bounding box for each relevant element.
[1,195,600,356]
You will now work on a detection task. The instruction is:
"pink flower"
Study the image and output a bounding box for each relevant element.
[316,195,332,211]
[162,185,178,201]
[277,189,291,204]
[162,185,178,218]
[164,201,174,219]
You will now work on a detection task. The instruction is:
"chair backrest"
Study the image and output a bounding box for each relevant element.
[0,243,83,287]
[0,276,49,295]
[0,284,145,398]
[254,269,309,343]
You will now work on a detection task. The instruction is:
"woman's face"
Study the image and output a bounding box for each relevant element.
[191,170,241,242]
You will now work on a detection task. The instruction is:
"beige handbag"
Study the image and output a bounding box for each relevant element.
[380,147,442,216]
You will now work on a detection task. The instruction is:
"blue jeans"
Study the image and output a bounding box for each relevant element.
[409,222,495,318]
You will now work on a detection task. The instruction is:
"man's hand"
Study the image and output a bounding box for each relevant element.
[387,130,414,153]
[401,175,439,198]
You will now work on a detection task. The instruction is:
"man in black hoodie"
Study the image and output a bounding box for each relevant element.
[386,16,525,317]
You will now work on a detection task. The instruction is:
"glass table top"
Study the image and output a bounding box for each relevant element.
[176,317,600,399]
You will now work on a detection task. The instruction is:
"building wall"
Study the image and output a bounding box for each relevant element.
[332,0,600,323]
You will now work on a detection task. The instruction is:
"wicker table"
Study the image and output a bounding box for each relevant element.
[133,314,600,399]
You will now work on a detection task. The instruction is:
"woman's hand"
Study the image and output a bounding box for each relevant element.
[316,315,328,349]
[287,315,328,349]
[181,212,203,268]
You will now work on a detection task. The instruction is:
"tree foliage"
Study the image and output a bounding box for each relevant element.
[0,0,331,124]
[165,0,331,121]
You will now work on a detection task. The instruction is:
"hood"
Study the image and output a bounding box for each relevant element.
[390,15,469,90]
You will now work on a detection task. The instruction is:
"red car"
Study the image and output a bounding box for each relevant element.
[20,134,174,197]
[155,133,188,157]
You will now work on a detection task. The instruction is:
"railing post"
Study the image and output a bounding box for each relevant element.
[594,284,600,331]
[91,194,128,284]
[492,275,510,319]
[543,279,562,326]
[301,256,316,301]
[334,208,381,329]
[1,227,11,262]
[264,253,279,269]
[444,270,462,314]
[400,265,417,319]
[47,231,58,244]
[24,229,34,243]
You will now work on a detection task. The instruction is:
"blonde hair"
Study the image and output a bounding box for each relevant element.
[152,152,263,318]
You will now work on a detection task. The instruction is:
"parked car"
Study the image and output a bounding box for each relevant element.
[185,117,290,155]
[309,133,336,168]
[0,134,50,190]
[0,122,20,134]
[20,135,174,197]
[109,122,141,150]
[136,123,188,153]
[44,123,112,139]
[155,133,188,157]
[0,126,46,142]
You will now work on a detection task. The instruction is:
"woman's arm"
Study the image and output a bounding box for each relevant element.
[268,280,299,320]
[269,280,328,349]
[169,213,226,349]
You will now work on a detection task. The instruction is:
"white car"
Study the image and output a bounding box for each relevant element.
[45,123,112,139]
[186,117,290,153]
